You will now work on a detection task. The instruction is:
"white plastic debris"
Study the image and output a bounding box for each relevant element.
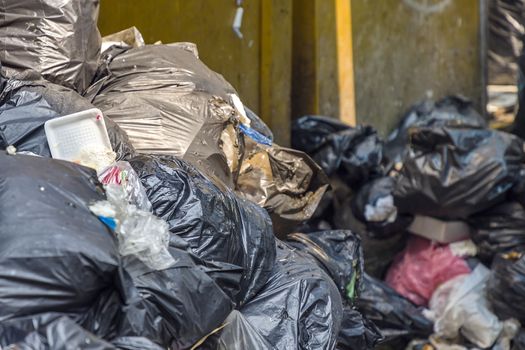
[89,184,175,270]
[428,265,504,349]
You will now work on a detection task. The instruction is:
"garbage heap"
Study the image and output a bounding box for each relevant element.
[0,2,362,350]
[2,2,525,350]
[293,96,525,349]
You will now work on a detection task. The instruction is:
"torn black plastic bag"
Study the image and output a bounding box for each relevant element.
[0,153,120,325]
[0,73,135,160]
[0,0,101,93]
[487,254,525,324]
[358,274,433,342]
[292,116,384,189]
[238,241,343,350]
[385,96,487,167]
[286,230,363,300]
[393,126,525,220]
[351,177,413,239]
[129,155,276,305]
[114,235,239,350]
[469,202,525,261]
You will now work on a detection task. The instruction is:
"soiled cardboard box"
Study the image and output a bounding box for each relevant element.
[408,215,471,243]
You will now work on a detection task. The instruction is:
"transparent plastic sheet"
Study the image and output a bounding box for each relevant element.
[0,72,135,161]
[90,184,175,271]
[428,265,505,349]
[99,161,152,212]
[0,0,101,93]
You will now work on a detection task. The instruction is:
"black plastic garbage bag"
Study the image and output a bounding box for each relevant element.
[87,44,241,186]
[488,0,525,85]
[351,177,413,239]
[337,306,383,350]
[487,254,525,324]
[0,316,115,350]
[385,96,486,166]
[239,241,344,350]
[0,0,101,93]
[292,116,384,189]
[358,274,433,342]
[0,153,120,324]
[393,126,525,220]
[129,155,276,305]
[0,73,135,160]
[287,230,363,300]
[469,202,525,261]
[114,236,239,350]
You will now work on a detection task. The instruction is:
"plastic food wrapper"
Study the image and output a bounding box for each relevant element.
[392,124,525,220]
[0,72,135,161]
[86,44,242,187]
[385,96,487,167]
[469,202,525,262]
[236,138,329,236]
[385,236,471,306]
[90,183,174,271]
[236,241,344,350]
[129,155,276,305]
[292,115,384,189]
[487,253,525,324]
[428,265,505,349]
[99,161,152,211]
[0,0,101,93]
[358,274,434,342]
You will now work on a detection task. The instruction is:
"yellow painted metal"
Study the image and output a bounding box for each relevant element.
[260,0,293,145]
[336,0,356,126]
[292,0,352,123]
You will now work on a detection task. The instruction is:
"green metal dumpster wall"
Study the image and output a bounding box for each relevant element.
[352,0,483,134]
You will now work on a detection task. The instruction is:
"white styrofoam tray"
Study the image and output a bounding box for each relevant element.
[44,108,112,162]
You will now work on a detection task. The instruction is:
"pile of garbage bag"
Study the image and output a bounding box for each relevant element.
[3,1,525,349]
[293,95,525,349]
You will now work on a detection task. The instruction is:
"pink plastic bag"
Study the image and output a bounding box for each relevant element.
[385,236,470,306]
